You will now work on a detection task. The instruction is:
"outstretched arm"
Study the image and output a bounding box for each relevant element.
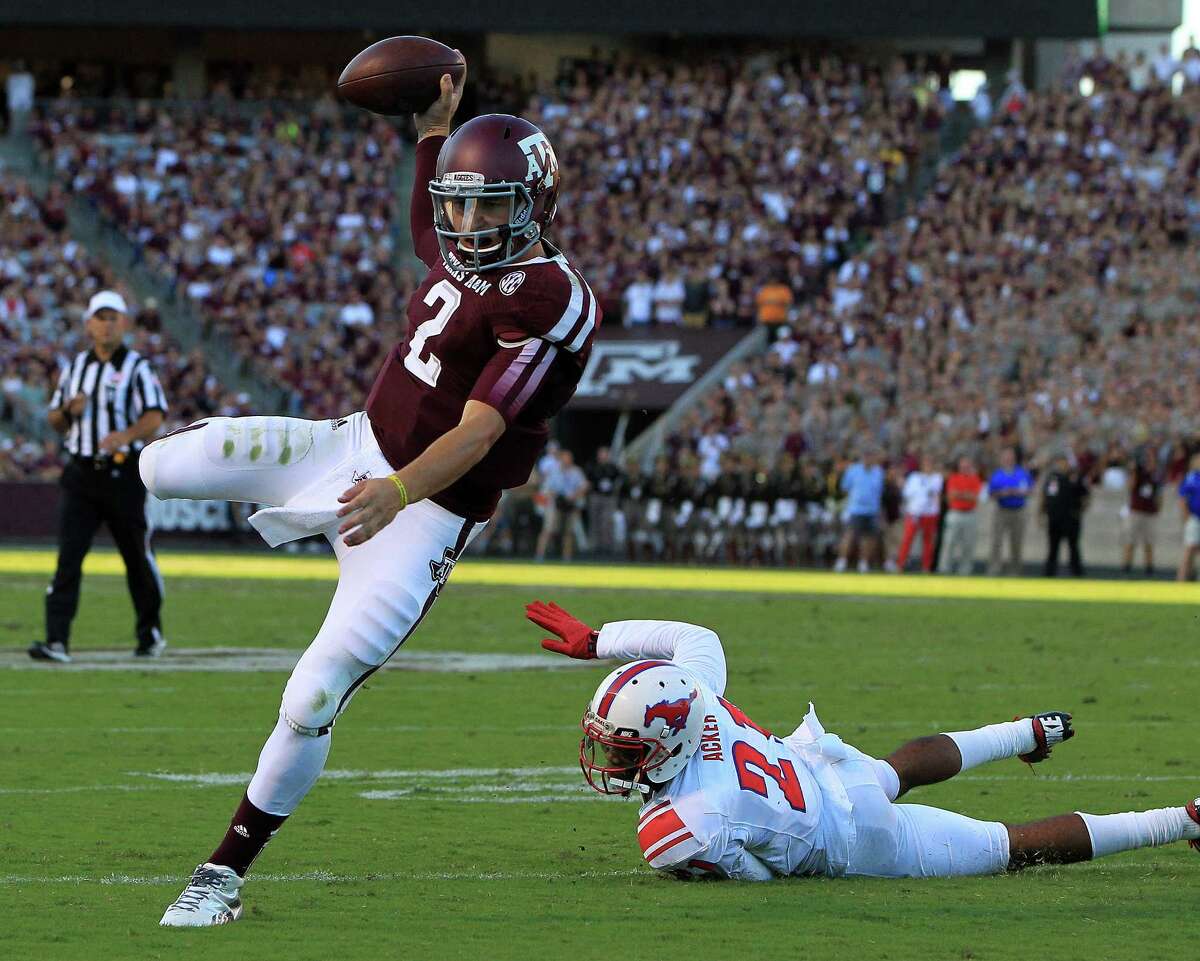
[411,62,466,267]
[526,602,727,695]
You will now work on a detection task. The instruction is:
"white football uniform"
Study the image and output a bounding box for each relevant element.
[595,621,1011,881]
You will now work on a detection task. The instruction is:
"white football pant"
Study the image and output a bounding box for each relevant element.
[833,752,1010,878]
[140,412,486,814]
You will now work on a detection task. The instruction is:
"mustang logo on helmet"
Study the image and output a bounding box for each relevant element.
[644,690,698,736]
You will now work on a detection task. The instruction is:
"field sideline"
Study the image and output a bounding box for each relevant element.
[2,546,1197,604]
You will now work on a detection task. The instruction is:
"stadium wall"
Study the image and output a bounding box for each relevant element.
[0,482,1189,573]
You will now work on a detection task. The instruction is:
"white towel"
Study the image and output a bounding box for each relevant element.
[248,445,392,548]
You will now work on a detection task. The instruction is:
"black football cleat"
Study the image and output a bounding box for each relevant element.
[1185,797,1200,852]
[1016,711,1074,764]
[28,641,71,664]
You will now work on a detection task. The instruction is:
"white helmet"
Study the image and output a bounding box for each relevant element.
[579,659,707,797]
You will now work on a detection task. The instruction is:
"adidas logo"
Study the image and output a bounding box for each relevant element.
[233,824,249,838]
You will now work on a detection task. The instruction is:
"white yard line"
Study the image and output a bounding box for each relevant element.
[0,647,594,674]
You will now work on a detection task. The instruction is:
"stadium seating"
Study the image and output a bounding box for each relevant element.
[31,100,410,419]
[0,169,246,480]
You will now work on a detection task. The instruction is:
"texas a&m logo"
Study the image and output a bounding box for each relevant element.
[644,689,698,736]
[429,546,459,597]
[518,132,558,189]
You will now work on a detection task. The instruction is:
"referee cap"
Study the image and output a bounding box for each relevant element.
[84,290,128,320]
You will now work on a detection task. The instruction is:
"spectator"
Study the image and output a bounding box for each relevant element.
[1121,448,1161,576]
[5,60,33,136]
[585,446,624,556]
[939,456,983,575]
[895,453,943,573]
[652,267,686,326]
[834,448,885,573]
[755,275,793,328]
[622,271,655,327]
[987,447,1033,576]
[1153,43,1179,88]
[1178,453,1200,581]
[535,449,589,562]
[1039,453,1089,578]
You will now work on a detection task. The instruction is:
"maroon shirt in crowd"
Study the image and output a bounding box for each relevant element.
[366,135,600,521]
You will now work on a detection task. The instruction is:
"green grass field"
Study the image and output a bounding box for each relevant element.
[1,549,1197,961]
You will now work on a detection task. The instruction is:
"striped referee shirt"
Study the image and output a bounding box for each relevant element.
[49,345,168,457]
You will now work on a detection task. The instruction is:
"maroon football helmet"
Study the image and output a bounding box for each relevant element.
[429,114,560,273]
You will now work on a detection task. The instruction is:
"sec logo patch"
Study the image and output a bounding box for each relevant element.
[500,271,526,296]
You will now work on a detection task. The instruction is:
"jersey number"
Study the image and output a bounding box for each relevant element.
[732,741,807,812]
[718,696,776,739]
[404,279,461,387]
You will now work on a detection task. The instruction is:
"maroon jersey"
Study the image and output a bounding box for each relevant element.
[366,135,600,521]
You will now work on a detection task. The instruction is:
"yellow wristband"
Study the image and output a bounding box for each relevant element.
[390,474,408,511]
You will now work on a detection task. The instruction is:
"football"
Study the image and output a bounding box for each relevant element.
[336,36,465,116]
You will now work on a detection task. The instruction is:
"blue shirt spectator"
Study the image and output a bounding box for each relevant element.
[842,461,884,517]
[1180,470,1200,518]
[988,454,1033,510]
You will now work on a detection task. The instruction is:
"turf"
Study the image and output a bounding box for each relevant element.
[1,551,1196,961]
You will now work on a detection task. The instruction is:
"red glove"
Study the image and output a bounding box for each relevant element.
[526,600,598,659]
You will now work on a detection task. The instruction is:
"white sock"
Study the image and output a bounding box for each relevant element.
[945,719,1036,772]
[1077,808,1200,859]
[246,717,332,816]
[869,757,901,801]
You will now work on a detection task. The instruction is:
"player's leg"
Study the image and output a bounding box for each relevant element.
[919,516,937,571]
[103,471,164,654]
[884,712,1073,799]
[1008,797,1200,869]
[139,414,352,509]
[896,515,917,570]
[40,467,104,658]
[161,500,483,925]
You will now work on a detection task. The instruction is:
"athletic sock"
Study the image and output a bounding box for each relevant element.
[210,792,288,877]
[944,719,1036,772]
[1076,808,1200,858]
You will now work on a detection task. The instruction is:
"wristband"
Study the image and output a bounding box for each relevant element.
[390,474,409,511]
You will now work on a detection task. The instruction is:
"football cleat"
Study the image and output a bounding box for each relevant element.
[160,863,244,927]
[1185,797,1200,852]
[1016,711,1074,764]
[28,641,71,664]
[135,636,167,658]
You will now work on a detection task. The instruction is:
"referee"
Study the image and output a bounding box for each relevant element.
[29,291,169,664]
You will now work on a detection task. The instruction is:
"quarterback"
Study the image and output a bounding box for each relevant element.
[145,62,600,926]
[527,602,1200,880]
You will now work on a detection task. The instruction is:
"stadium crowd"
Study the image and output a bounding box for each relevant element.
[29,99,413,418]
[6,49,1200,576]
[528,52,940,328]
[0,169,247,479]
[578,54,1200,572]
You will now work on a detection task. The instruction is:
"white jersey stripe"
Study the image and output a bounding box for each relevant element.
[564,273,598,353]
[545,259,584,347]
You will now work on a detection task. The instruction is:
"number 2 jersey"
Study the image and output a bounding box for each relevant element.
[365,134,600,521]
[594,620,853,881]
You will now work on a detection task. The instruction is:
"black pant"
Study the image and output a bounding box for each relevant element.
[45,455,163,649]
[1044,515,1083,577]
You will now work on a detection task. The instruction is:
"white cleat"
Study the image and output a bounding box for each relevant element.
[160,862,244,927]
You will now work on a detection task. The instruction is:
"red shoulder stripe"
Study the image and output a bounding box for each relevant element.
[645,831,695,865]
[637,807,686,854]
[637,800,671,830]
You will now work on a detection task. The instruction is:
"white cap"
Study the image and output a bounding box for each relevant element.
[84,290,128,320]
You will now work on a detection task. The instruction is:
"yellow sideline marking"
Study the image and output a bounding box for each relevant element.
[1,548,1196,604]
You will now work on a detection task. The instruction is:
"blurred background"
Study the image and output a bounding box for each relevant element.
[2,0,1199,577]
